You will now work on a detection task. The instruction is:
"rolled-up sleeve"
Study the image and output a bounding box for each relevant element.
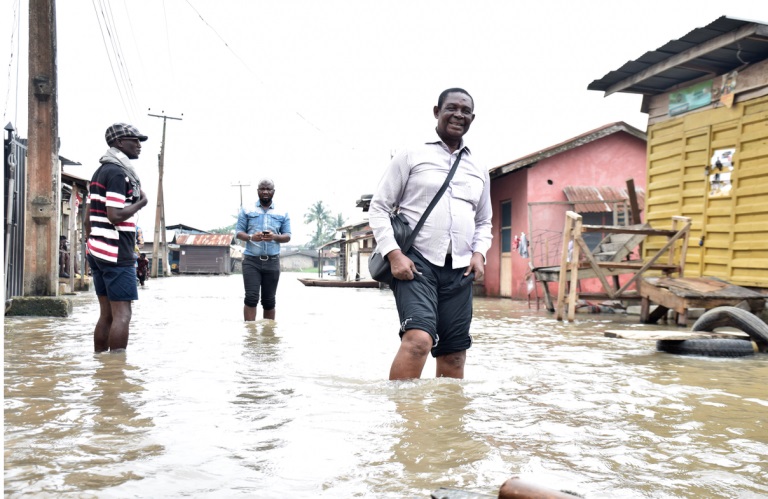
[280,213,292,235]
[369,151,409,257]
[472,169,493,260]
[235,207,247,234]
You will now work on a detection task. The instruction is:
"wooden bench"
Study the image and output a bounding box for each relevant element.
[533,212,691,321]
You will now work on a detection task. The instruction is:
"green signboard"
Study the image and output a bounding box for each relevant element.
[669,80,713,116]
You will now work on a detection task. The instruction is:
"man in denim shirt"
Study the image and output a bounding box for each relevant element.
[236,179,292,321]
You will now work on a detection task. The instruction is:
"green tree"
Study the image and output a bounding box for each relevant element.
[208,223,236,234]
[334,213,346,230]
[208,215,237,234]
[304,200,335,249]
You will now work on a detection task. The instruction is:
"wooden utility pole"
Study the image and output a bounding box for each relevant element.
[231,181,250,207]
[148,112,182,278]
[24,0,59,296]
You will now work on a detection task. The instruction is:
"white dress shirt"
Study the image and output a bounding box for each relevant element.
[369,135,492,269]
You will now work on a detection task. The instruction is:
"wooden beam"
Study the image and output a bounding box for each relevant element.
[567,217,582,320]
[581,226,681,236]
[626,178,641,225]
[555,212,578,320]
[615,223,689,296]
[605,329,749,340]
[574,233,616,298]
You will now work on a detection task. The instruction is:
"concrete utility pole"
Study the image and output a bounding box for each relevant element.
[231,181,250,207]
[24,0,59,296]
[148,112,181,278]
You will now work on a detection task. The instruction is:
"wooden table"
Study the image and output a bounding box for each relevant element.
[638,276,766,326]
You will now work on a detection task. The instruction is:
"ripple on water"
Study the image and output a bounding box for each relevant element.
[5,274,768,498]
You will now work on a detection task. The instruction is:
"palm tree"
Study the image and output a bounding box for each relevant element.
[304,201,335,249]
[333,213,346,231]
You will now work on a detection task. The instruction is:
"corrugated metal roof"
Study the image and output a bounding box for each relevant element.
[175,234,234,246]
[563,185,645,213]
[588,16,768,96]
[489,122,646,178]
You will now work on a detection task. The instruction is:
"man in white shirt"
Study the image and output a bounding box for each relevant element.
[369,88,492,380]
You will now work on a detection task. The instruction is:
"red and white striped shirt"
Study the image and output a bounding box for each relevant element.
[87,163,138,266]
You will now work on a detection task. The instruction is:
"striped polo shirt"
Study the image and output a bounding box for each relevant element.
[87,163,139,266]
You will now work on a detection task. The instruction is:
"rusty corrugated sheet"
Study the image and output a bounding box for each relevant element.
[563,185,645,213]
[175,234,234,246]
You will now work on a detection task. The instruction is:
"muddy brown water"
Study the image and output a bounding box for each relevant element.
[4,273,768,498]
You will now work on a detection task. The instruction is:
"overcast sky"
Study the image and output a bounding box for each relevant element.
[2,0,766,244]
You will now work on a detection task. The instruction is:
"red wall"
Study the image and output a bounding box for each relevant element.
[486,132,647,300]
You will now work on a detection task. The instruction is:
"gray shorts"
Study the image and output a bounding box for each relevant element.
[390,250,474,357]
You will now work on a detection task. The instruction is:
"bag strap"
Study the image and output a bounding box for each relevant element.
[402,149,464,252]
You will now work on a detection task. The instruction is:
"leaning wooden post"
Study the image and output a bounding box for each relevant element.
[556,212,579,320]
[566,217,583,321]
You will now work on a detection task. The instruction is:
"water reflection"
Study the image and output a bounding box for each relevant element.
[391,381,490,475]
[5,275,768,498]
[65,354,162,491]
[4,321,160,495]
[232,320,293,473]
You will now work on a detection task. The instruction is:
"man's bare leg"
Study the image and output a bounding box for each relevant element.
[94,295,113,352]
[244,305,257,321]
[108,301,132,351]
[436,350,466,379]
[389,329,432,380]
[263,308,275,320]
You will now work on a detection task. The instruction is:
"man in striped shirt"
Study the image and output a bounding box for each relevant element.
[369,88,492,380]
[85,123,150,352]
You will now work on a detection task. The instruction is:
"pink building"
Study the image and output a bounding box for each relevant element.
[484,122,647,300]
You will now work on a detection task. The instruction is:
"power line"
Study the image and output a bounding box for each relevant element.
[102,0,141,115]
[161,0,176,99]
[91,0,141,121]
[183,0,255,76]
[2,0,21,123]
[91,0,132,119]
[180,0,361,154]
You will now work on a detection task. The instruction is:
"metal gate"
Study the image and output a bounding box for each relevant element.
[4,125,27,301]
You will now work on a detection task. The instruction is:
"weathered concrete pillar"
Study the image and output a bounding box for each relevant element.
[24,0,60,297]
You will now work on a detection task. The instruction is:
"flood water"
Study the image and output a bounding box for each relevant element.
[4,273,768,498]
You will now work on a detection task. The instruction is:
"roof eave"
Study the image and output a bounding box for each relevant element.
[603,22,766,96]
[490,122,646,179]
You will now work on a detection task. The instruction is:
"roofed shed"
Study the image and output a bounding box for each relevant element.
[589,16,768,289]
[174,234,234,274]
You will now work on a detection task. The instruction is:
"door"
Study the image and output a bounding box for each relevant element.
[500,200,512,297]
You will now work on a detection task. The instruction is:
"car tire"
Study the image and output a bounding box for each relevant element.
[691,306,768,350]
[656,338,756,357]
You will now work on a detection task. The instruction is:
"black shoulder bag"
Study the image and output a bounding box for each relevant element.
[368,150,464,284]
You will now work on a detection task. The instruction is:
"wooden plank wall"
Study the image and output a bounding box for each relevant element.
[644,91,768,288]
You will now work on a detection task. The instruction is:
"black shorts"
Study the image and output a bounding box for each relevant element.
[390,249,474,357]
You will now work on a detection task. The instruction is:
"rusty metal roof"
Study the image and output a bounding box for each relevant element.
[588,16,768,96]
[489,122,646,178]
[175,234,234,246]
[563,185,645,213]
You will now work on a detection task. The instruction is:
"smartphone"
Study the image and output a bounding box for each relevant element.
[262,230,270,235]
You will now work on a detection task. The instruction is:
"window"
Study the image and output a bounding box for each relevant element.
[501,201,512,252]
